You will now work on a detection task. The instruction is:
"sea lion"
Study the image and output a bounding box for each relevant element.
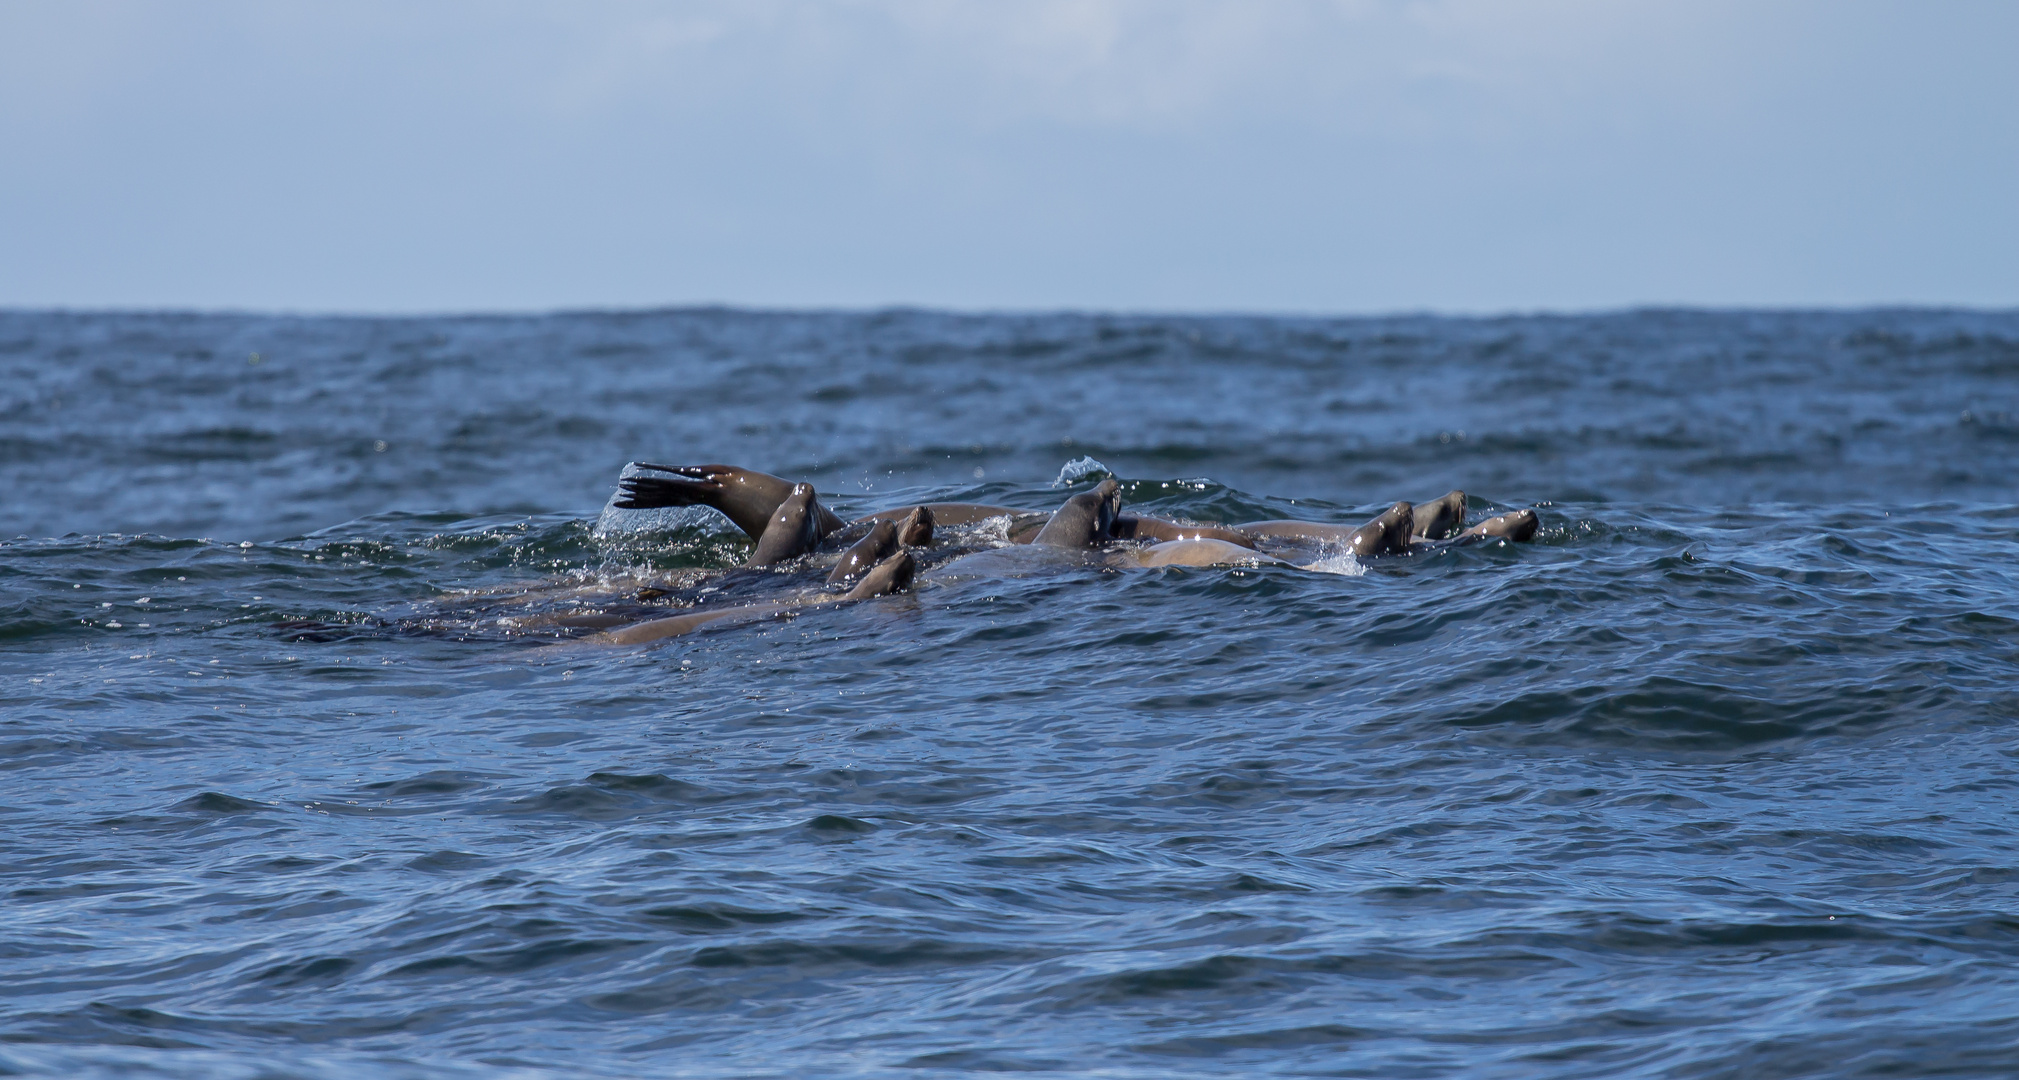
[1127,500,1515,568]
[592,551,917,646]
[1110,515,1259,548]
[859,502,1022,527]
[846,550,916,599]
[1235,519,1360,543]
[1347,501,1416,558]
[826,519,899,584]
[1236,490,1463,546]
[581,463,1545,646]
[621,463,1005,558]
[615,463,1531,563]
[1032,479,1122,548]
[617,463,845,542]
[1410,490,1467,540]
[1133,538,1290,568]
[894,505,935,547]
[748,483,826,566]
[1455,508,1538,543]
[1006,513,1062,545]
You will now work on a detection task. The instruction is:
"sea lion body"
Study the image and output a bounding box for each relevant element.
[1133,538,1288,568]
[1237,520,1359,542]
[591,551,919,646]
[591,604,782,645]
[858,502,1019,527]
[1111,516,1258,548]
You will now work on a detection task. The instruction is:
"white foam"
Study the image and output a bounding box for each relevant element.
[1298,551,1368,577]
[970,513,1017,544]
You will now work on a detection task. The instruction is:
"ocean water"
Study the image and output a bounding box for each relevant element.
[3,307,2018,1079]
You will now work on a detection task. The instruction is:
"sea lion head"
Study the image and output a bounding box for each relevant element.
[1033,478,1124,548]
[748,483,824,565]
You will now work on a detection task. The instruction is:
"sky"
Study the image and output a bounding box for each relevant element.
[1,0,2014,315]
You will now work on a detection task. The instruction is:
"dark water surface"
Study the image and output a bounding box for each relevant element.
[4,308,2019,1078]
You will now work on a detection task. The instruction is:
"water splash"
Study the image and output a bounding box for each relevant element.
[1052,455,1112,488]
[591,465,717,538]
[591,501,714,538]
[1297,550,1368,576]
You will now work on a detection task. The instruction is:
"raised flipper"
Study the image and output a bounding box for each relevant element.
[616,463,844,541]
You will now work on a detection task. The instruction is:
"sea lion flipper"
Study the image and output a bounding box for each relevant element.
[614,473,724,510]
[616,463,841,541]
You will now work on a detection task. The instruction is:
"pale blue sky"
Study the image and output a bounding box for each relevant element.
[2,0,2014,314]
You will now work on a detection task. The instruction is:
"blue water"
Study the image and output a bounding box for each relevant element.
[4,307,2019,1078]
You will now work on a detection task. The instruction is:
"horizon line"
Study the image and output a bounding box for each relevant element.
[4,300,2016,323]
